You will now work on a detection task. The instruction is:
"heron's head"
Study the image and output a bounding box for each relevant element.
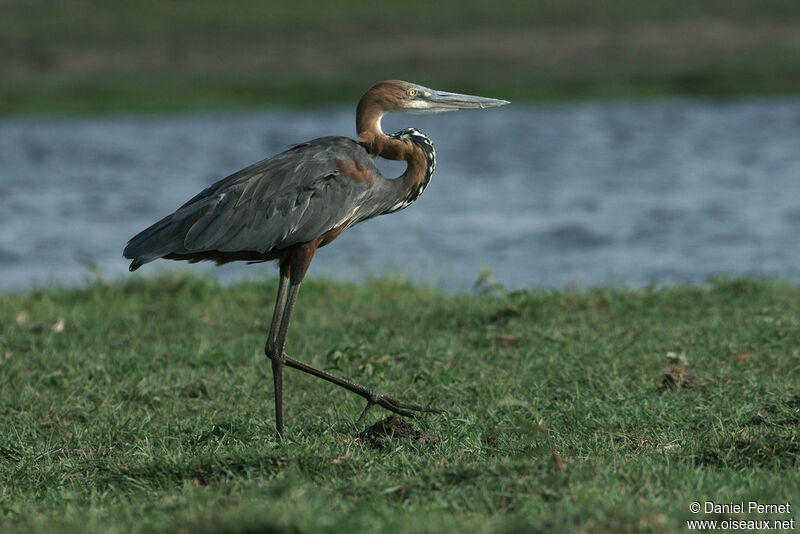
[363,80,509,114]
[356,80,508,139]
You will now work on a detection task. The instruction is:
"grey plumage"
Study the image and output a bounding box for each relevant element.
[124,136,388,270]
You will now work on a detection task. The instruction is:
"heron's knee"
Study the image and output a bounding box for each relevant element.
[266,344,286,364]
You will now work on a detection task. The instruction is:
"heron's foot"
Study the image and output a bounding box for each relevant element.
[355,390,443,428]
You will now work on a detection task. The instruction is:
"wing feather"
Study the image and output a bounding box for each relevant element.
[124,137,377,268]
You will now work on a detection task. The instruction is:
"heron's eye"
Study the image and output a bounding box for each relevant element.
[407,88,418,97]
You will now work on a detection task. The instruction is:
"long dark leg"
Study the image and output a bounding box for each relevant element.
[266,278,440,436]
[266,273,289,351]
[270,280,301,438]
[282,355,443,426]
[266,244,442,437]
[265,273,290,438]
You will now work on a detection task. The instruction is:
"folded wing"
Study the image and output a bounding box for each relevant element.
[124,137,376,270]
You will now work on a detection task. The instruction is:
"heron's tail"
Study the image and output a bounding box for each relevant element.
[123,211,194,271]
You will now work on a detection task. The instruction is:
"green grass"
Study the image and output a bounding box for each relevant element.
[2,0,800,116]
[1,274,798,533]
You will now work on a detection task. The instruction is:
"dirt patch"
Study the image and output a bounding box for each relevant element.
[494,334,520,348]
[359,416,439,449]
[490,306,521,324]
[661,367,701,390]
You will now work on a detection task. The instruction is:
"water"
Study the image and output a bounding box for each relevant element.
[1,98,799,292]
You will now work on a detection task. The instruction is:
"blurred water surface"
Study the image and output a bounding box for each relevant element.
[1,98,799,292]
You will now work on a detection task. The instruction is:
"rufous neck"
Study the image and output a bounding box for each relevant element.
[356,99,392,155]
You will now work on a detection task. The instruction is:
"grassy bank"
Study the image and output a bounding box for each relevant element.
[1,275,798,532]
[2,0,800,116]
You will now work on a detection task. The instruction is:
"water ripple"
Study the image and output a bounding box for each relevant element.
[1,99,799,291]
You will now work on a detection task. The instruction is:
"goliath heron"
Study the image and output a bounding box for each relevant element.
[124,80,508,438]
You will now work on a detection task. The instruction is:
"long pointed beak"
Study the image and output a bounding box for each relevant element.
[424,89,510,111]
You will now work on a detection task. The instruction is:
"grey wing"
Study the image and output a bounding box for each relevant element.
[124,137,376,268]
